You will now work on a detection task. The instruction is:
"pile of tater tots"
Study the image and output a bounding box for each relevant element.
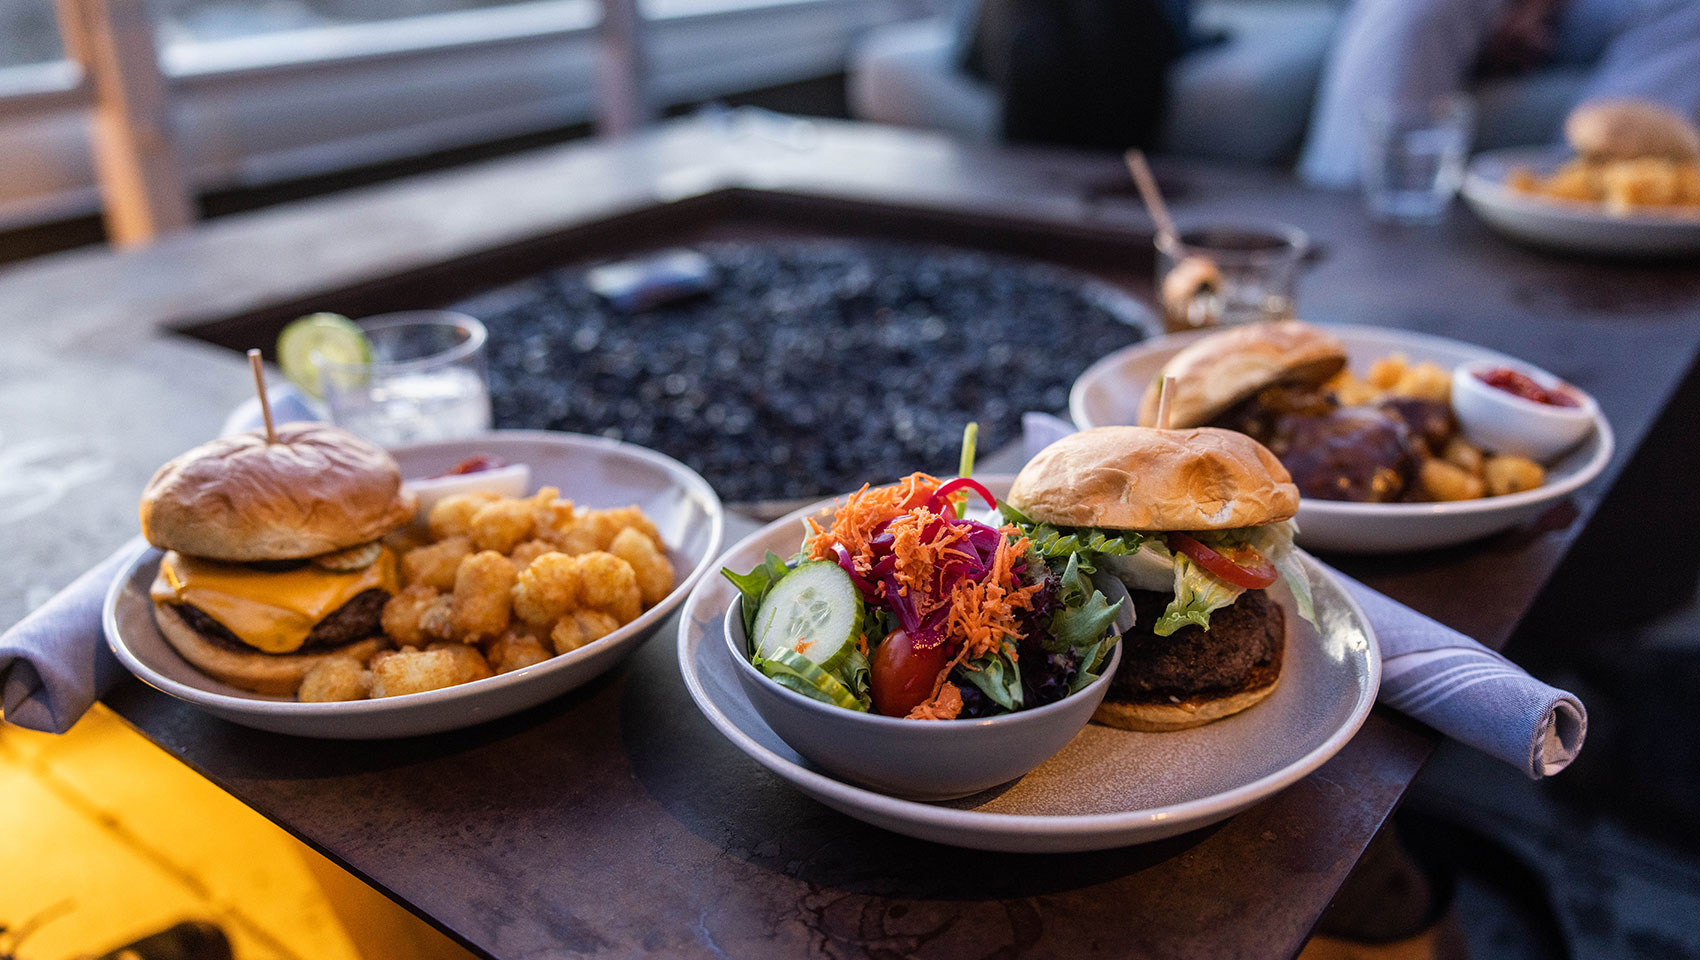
[297,488,674,702]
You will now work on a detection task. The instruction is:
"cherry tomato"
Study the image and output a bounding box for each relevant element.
[870,629,952,717]
[1169,533,1278,590]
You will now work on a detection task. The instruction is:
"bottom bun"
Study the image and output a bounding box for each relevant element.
[1092,676,1279,732]
[154,603,387,697]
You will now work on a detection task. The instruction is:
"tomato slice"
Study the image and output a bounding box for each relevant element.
[1169,533,1278,590]
[870,629,952,717]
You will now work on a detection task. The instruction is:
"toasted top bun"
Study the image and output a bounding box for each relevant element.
[1138,321,1346,429]
[1566,99,1700,162]
[1008,426,1299,530]
[140,422,416,562]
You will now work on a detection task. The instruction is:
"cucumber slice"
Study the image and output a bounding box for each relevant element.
[755,648,865,711]
[277,312,371,400]
[753,561,862,675]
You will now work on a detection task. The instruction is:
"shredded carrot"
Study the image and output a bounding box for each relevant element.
[947,532,1041,661]
[793,639,813,654]
[906,681,963,721]
[806,473,942,569]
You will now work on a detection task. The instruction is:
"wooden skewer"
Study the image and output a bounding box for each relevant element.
[248,348,277,443]
[1155,375,1176,430]
[1124,149,1177,246]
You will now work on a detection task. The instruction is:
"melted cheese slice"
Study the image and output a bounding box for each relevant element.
[151,549,398,654]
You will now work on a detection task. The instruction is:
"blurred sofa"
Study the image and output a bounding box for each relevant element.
[848,0,1589,165]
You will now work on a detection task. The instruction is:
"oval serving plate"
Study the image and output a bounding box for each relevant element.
[105,430,723,739]
[677,476,1379,853]
[1462,146,1700,258]
[1071,324,1614,554]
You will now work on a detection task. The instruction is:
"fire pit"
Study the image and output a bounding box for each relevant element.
[459,239,1151,502]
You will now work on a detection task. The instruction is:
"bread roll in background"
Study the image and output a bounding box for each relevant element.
[1566,98,1700,163]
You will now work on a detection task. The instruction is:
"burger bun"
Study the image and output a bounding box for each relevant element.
[1138,321,1347,429]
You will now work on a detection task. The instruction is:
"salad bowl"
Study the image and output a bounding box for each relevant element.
[724,589,1126,801]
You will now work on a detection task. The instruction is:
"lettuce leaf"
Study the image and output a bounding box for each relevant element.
[957,651,1023,712]
[1046,552,1125,653]
[1246,520,1316,627]
[997,501,1145,570]
[1152,552,1245,636]
[721,551,793,645]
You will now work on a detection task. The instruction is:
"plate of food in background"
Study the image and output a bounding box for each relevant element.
[679,433,1378,852]
[1462,99,1700,257]
[104,426,723,738]
[1071,322,1613,553]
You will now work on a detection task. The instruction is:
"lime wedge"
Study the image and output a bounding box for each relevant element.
[277,313,371,399]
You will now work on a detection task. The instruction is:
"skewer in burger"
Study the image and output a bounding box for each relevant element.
[141,423,415,695]
[1003,426,1314,731]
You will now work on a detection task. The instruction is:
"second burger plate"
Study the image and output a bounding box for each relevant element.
[677,476,1380,853]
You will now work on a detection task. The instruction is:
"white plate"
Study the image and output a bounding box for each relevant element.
[1070,324,1614,553]
[104,431,723,739]
[1462,146,1700,258]
[676,476,1380,852]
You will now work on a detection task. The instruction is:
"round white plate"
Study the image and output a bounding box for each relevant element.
[677,476,1380,853]
[1070,324,1614,554]
[105,431,724,739]
[1462,146,1700,258]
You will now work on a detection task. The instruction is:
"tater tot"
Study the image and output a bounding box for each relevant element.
[403,535,472,590]
[428,492,499,540]
[542,520,601,555]
[1392,363,1451,403]
[1419,459,1485,502]
[418,595,457,642]
[1441,437,1484,476]
[370,648,463,697]
[508,539,556,571]
[298,655,370,702]
[551,609,621,655]
[487,631,552,674]
[609,527,675,607]
[1484,455,1545,497]
[529,488,576,539]
[381,584,440,646]
[451,551,516,640]
[575,551,643,624]
[1366,355,1406,391]
[425,642,495,683]
[512,552,581,626]
[595,506,664,549]
[469,498,536,554]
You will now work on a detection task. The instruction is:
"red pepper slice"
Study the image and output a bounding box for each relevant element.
[926,477,998,517]
[1169,533,1278,590]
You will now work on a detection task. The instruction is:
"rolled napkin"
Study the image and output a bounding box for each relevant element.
[1,539,143,733]
[1022,414,1587,778]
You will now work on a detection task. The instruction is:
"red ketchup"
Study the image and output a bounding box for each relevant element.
[1475,368,1579,408]
[435,455,507,477]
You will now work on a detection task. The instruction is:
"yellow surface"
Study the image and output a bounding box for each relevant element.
[0,705,367,960]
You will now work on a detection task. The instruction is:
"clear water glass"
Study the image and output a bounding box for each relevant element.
[1154,222,1309,331]
[321,311,493,448]
[1361,94,1474,224]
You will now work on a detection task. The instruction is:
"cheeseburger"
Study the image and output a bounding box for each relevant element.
[1005,426,1314,731]
[141,423,415,695]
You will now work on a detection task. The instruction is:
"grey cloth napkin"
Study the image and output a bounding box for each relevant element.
[0,539,143,733]
[1023,412,1588,779]
[0,382,318,734]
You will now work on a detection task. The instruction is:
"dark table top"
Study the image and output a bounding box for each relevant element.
[8,118,1700,959]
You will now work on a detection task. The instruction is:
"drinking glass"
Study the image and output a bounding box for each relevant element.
[321,312,493,447]
[1154,222,1309,331]
[1361,94,1474,224]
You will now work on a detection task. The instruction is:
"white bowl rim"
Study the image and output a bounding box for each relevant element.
[722,589,1123,732]
[1452,358,1597,422]
[678,482,1382,834]
[1463,146,1700,226]
[104,429,725,717]
[1069,322,1616,521]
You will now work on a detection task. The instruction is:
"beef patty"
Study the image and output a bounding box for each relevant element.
[1110,589,1285,704]
[172,589,390,655]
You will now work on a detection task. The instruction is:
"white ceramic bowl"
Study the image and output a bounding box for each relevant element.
[724,600,1123,801]
[1451,361,1597,462]
[1462,146,1700,258]
[104,431,723,739]
[405,462,531,516]
[1071,324,1615,554]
